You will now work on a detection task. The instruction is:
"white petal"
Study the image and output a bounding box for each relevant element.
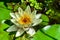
[26,28,35,36]
[31,10,37,20]
[25,6,31,14]
[35,14,42,19]
[10,19,20,26]
[32,19,42,26]
[32,10,37,15]
[32,10,37,17]
[10,12,16,18]
[15,12,20,19]
[43,25,51,30]
[16,29,24,37]
[18,7,23,15]
[6,25,18,32]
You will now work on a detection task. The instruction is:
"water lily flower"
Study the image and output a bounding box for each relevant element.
[6,6,42,37]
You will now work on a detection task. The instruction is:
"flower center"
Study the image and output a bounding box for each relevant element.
[18,13,32,25]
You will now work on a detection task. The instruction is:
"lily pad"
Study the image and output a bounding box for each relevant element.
[43,24,60,40]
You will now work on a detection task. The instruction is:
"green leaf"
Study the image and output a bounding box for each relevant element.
[0,2,11,40]
[40,14,49,25]
[32,30,53,40]
[0,2,6,8]
[0,23,9,40]
[0,2,11,21]
[42,24,60,40]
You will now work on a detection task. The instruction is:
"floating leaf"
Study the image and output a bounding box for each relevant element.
[43,24,60,40]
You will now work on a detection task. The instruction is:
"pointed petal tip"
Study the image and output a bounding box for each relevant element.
[15,29,24,37]
[33,10,37,14]
[25,5,31,13]
[10,12,15,18]
[6,29,11,32]
[31,10,37,17]
[15,32,20,37]
[35,13,42,19]
[26,5,31,10]
[27,5,30,8]
[18,7,24,15]
[26,28,36,36]
[6,25,18,32]
[6,29,9,32]
[18,7,23,11]
[18,7,21,11]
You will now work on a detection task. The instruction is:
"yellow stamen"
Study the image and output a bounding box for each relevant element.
[18,12,32,27]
